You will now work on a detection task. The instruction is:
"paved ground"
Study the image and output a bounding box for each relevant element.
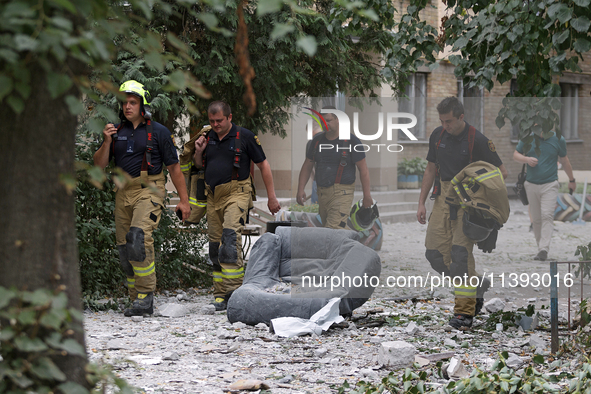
[84,199,591,393]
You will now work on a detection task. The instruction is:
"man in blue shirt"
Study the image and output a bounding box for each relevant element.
[514,133,575,261]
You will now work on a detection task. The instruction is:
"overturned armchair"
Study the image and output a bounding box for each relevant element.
[227,226,381,326]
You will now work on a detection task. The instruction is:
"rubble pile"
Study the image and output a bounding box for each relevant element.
[84,200,590,392]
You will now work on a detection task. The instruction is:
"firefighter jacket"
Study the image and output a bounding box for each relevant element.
[179,125,212,224]
[448,160,510,226]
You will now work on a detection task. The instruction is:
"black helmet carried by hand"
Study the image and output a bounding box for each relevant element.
[462,208,498,242]
[350,199,379,231]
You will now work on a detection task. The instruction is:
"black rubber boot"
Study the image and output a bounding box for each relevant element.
[448,314,473,330]
[124,292,154,317]
[211,297,227,311]
[474,277,491,315]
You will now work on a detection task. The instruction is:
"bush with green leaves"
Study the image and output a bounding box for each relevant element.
[75,132,210,303]
[398,157,428,177]
[0,286,135,393]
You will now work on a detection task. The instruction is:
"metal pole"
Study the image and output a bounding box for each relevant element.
[550,261,559,354]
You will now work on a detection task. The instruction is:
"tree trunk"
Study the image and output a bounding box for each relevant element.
[0,64,87,385]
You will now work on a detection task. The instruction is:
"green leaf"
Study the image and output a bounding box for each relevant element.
[14,336,48,352]
[144,52,165,72]
[453,36,469,49]
[257,0,283,15]
[358,9,379,21]
[40,309,66,330]
[197,12,219,29]
[168,70,187,90]
[296,36,317,56]
[57,381,89,394]
[574,38,591,53]
[30,357,67,382]
[17,309,36,325]
[0,327,15,341]
[552,30,570,45]
[14,34,39,51]
[52,292,68,310]
[556,7,573,24]
[66,95,84,115]
[0,75,13,102]
[533,354,545,364]
[50,16,74,31]
[48,0,77,13]
[23,288,52,306]
[0,287,15,309]
[0,49,18,64]
[573,0,591,6]
[56,339,86,357]
[571,16,591,32]
[271,23,295,40]
[47,72,73,99]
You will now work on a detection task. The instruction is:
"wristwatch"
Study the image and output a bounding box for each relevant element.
[569,178,576,182]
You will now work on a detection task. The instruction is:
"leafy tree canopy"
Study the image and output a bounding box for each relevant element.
[403,0,591,151]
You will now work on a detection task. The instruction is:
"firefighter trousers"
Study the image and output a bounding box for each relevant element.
[317,183,355,230]
[206,179,252,299]
[115,172,165,299]
[425,181,479,316]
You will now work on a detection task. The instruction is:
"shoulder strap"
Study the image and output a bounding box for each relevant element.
[232,127,242,180]
[430,128,446,199]
[141,120,154,172]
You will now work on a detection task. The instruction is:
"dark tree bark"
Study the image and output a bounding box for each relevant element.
[0,62,88,385]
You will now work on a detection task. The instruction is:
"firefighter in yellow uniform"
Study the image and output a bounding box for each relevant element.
[296,107,373,227]
[193,101,281,311]
[94,80,190,317]
[417,97,508,330]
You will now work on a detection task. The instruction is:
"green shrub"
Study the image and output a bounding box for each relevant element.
[398,157,427,176]
[0,286,135,393]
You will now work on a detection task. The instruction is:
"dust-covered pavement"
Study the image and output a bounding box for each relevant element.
[84,199,591,393]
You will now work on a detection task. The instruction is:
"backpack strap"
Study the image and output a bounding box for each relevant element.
[430,128,446,199]
[232,127,242,180]
[141,120,154,172]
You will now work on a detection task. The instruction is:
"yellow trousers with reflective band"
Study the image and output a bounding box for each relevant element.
[206,179,252,298]
[115,172,165,298]
[317,183,355,230]
[425,181,479,316]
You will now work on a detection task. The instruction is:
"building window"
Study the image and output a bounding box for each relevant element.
[560,83,579,140]
[398,73,427,140]
[458,79,483,132]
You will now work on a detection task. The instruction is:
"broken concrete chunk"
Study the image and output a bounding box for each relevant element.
[529,334,546,349]
[201,304,216,315]
[158,303,189,318]
[228,379,269,391]
[405,322,419,335]
[484,298,506,313]
[447,357,470,379]
[105,339,126,350]
[378,341,416,369]
[505,353,524,368]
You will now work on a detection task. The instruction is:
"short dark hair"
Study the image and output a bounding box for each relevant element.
[208,101,232,117]
[321,105,337,121]
[437,97,464,118]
